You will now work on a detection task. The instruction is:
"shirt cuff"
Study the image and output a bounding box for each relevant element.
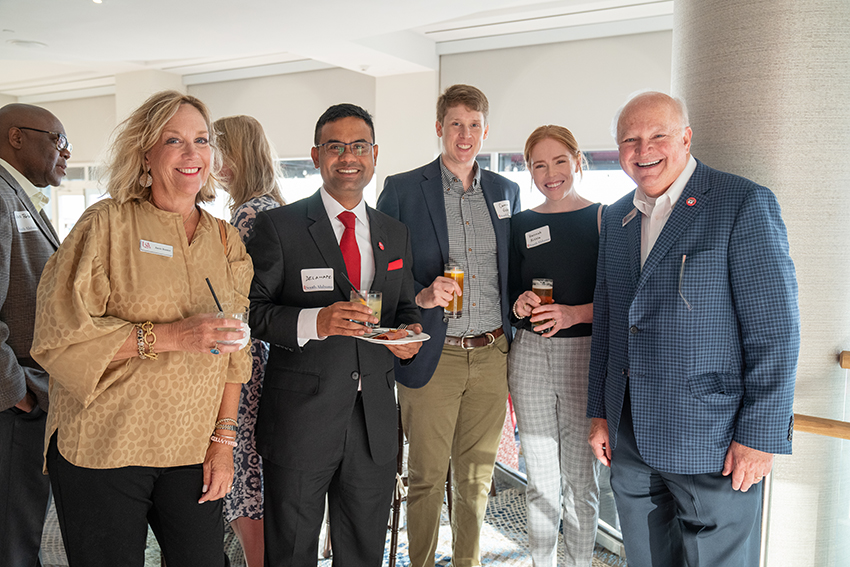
[297,307,326,347]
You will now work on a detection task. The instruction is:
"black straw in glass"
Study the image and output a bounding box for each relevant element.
[206,278,224,311]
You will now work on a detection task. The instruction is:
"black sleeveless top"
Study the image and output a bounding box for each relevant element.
[508,204,603,338]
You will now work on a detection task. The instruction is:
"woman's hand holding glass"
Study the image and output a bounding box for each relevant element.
[515,290,591,338]
[171,312,249,354]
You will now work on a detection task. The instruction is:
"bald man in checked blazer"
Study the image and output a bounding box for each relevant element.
[0,103,68,567]
[587,92,799,567]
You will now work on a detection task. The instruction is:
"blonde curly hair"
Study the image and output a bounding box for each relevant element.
[103,90,220,204]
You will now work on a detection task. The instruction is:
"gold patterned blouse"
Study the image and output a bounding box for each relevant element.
[32,198,252,470]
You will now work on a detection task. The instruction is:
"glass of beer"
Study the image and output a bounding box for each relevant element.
[444,263,464,319]
[531,278,554,332]
[350,290,382,328]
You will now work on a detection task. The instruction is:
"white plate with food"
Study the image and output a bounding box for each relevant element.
[355,327,431,345]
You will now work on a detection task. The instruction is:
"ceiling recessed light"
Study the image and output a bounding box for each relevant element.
[93,0,102,3]
[6,39,48,49]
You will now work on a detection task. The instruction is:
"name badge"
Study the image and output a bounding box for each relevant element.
[622,208,638,227]
[140,239,173,258]
[14,211,38,233]
[493,200,511,219]
[302,268,334,292]
[525,226,551,249]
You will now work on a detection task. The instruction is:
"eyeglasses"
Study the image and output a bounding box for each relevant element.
[16,126,73,152]
[316,141,373,157]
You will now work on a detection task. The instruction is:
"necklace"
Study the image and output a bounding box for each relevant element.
[183,206,198,225]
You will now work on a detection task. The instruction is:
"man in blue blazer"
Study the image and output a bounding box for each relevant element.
[377,85,520,567]
[587,92,799,567]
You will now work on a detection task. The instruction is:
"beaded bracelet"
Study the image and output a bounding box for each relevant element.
[134,321,158,360]
[135,326,146,359]
[512,301,525,320]
[215,423,238,433]
[210,434,237,447]
[215,417,237,427]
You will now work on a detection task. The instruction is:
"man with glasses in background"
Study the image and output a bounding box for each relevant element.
[0,103,69,566]
[377,84,520,567]
[247,103,422,566]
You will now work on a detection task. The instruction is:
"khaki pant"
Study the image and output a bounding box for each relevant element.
[399,334,509,567]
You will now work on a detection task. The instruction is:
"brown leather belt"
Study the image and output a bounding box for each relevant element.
[444,326,504,350]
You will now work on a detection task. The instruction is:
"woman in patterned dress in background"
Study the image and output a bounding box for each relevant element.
[214,115,285,567]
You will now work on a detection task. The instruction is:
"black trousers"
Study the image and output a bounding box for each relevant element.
[47,434,231,567]
[263,394,396,567]
[0,406,50,567]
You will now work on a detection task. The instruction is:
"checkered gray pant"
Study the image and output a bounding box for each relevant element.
[508,330,601,567]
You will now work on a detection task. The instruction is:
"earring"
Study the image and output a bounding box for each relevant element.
[139,170,152,188]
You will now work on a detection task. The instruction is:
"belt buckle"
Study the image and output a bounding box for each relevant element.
[484,332,495,346]
[460,334,477,350]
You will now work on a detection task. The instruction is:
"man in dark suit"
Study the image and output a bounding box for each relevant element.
[247,103,422,566]
[587,91,799,567]
[0,103,68,566]
[377,84,520,567]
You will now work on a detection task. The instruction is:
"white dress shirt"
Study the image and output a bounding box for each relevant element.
[297,187,375,344]
[0,157,50,212]
[633,155,697,268]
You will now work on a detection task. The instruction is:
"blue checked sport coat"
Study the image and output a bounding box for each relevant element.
[587,159,800,475]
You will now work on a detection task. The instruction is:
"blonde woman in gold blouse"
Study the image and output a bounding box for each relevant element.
[31,90,252,567]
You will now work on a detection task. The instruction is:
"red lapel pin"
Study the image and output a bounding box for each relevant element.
[378,242,384,250]
[686,197,696,206]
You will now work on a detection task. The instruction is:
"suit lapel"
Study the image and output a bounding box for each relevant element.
[306,191,349,301]
[637,161,711,291]
[626,207,642,289]
[368,207,388,291]
[420,159,450,264]
[0,165,60,249]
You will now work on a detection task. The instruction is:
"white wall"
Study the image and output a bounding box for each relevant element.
[38,95,116,164]
[189,68,377,160]
[440,31,673,152]
[375,71,440,191]
[23,31,672,188]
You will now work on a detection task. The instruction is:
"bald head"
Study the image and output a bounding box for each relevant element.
[613,91,693,198]
[0,103,69,187]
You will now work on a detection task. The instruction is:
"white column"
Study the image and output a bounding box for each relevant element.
[673,1,850,565]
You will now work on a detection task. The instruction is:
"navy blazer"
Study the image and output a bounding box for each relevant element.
[587,159,799,475]
[377,157,521,388]
[247,190,420,468]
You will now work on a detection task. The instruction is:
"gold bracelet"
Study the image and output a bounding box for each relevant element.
[134,322,158,360]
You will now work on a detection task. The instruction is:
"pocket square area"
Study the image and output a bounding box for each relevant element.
[388,259,403,271]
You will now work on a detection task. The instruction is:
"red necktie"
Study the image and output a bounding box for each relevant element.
[338,211,361,290]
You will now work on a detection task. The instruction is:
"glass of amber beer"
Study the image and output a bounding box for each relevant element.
[532,278,554,332]
[444,263,464,319]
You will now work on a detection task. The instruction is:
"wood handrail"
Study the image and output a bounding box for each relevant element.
[794,413,850,441]
[840,351,850,369]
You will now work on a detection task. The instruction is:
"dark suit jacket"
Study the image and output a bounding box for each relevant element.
[247,190,420,469]
[587,159,800,475]
[377,157,520,389]
[0,164,59,412]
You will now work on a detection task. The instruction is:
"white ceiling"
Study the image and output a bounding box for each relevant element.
[0,0,673,101]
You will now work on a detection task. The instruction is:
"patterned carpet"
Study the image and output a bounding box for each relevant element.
[42,486,627,566]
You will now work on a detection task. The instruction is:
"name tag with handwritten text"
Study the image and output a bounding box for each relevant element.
[525,226,551,248]
[493,200,512,219]
[301,268,334,292]
[139,239,173,258]
[14,211,38,233]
